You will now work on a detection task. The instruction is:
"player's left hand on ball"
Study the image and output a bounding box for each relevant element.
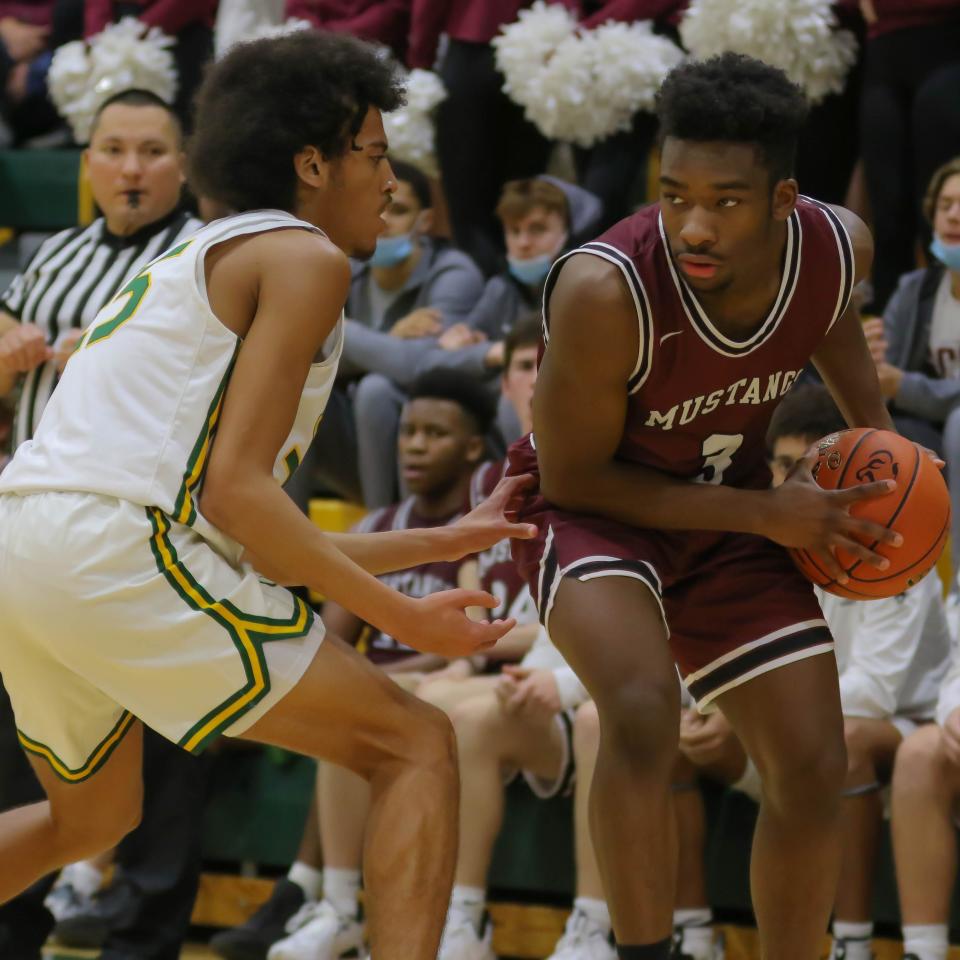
[453,474,538,557]
[915,442,945,469]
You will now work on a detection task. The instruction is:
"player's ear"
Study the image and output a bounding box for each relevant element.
[771,178,798,222]
[294,146,329,189]
[465,434,486,466]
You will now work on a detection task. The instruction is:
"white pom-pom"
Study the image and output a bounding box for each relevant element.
[48,17,177,143]
[383,68,446,176]
[679,0,857,104]
[493,1,684,147]
[243,16,313,42]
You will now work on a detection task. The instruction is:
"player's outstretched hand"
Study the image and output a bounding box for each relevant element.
[394,589,518,658]
[766,452,901,584]
[451,474,538,559]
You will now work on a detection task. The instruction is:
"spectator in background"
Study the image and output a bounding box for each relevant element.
[572,0,687,231]
[864,158,960,582]
[891,632,960,960]
[408,0,574,275]
[0,0,84,145]
[315,175,598,508]
[286,0,411,61]
[285,159,484,508]
[84,0,217,125]
[211,372,494,960]
[847,0,960,309]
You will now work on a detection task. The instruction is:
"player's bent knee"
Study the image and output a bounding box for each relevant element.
[573,701,599,754]
[842,717,880,776]
[759,735,846,817]
[449,693,505,753]
[597,677,679,767]
[894,727,951,787]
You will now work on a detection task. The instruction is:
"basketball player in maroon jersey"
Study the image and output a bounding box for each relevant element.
[507,54,904,960]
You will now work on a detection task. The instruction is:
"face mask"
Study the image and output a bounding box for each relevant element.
[931,237,960,272]
[508,253,554,286]
[370,232,414,268]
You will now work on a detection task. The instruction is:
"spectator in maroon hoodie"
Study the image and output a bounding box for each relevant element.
[0,0,85,144]
[285,0,411,60]
[408,0,578,276]
[84,0,218,126]
[843,0,960,310]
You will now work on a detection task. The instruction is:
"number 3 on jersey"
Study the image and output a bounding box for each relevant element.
[696,433,744,485]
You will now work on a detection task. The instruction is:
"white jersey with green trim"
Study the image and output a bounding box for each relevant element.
[0,210,343,546]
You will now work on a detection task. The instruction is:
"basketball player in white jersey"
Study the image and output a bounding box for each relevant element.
[0,32,535,960]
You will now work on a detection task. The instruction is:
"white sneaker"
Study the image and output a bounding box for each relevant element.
[267,899,365,960]
[44,881,93,923]
[546,908,616,960]
[437,913,495,960]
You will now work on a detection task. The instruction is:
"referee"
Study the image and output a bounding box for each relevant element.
[0,88,206,960]
[0,88,200,445]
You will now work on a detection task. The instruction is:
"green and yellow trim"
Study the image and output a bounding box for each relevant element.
[146,508,313,754]
[173,342,240,528]
[18,710,136,784]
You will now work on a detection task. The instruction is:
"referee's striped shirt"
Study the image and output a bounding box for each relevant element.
[1,208,201,448]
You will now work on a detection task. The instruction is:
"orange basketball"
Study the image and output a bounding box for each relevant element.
[789,428,950,599]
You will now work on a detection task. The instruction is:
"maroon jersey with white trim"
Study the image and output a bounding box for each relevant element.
[352,497,464,665]
[540,197,855,491]
[469,459,530,621]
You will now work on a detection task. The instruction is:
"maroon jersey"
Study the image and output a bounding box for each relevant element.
[352,497,464,665]
[543,197,854,491]
[504,197,853,707]
[469,459,531,621]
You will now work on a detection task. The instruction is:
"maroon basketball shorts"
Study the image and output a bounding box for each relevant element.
[508,492,833,712]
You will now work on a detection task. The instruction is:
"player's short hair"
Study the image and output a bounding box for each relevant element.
[496,178,569,227]
[656,53,809,184]
[188,32,405,213]
[90,88,182,144]
[504,314,542,371]
[923,156,960,223]
[390,160,432,210]
[766,383,846,452]
[407,370,497,436]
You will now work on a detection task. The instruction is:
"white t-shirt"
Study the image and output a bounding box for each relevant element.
[927,272,960,379]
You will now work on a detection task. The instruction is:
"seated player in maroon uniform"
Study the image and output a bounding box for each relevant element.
[418,316,543,713]
[211,371,496,960]
[506,53,910,960]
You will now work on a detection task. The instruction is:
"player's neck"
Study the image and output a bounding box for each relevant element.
[414,474,471,520]
[693,221,788,336]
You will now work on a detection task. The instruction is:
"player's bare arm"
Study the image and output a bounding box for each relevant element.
[199,229,515,657]
[535,253,896,573]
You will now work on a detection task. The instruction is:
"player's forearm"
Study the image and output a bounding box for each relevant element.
[327,526,472,575]
[540,456,775,537]
[201,476,416,636]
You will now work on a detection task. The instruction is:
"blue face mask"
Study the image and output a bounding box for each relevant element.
[508,253,553,287]
[931,237,960,272]
[370,232,414,268]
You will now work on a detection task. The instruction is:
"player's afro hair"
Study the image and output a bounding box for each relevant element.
[407,370,498,437]
[656,53,809,183]
[188,31,405,213]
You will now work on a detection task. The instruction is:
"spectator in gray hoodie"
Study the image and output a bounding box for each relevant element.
[320,174,601,507]
[864,157,960,581]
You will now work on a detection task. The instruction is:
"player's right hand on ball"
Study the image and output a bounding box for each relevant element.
[0,323,53,373]
[396,589,517,658]
[766,454,901,583]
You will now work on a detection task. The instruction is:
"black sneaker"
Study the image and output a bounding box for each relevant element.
[208,877,307,960]
[51,876,141,949]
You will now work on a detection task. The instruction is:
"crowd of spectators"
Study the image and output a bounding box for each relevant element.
[1,2,960,960]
